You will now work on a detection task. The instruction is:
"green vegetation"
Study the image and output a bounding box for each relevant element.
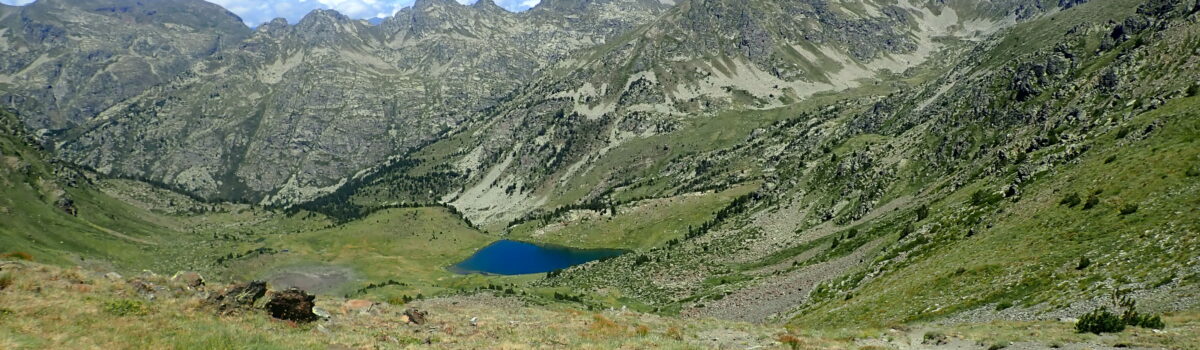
[1076,307,1126,334]
[103,299,148,317]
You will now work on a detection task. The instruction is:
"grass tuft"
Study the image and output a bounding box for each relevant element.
[103,299,148,317]
[0,272,12,290]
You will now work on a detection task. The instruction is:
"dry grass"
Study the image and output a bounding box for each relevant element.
[0,261,790,349]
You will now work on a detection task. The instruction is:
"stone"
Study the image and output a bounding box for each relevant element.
[171,271,205,288]
[265,289,319,323]
[207,281,268,314]
[342,299,374,314]
[404,308,428,325]
[103,272,123,281]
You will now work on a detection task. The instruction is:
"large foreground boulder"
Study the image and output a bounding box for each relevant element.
[265,288,319,323]
[207,281,268,314]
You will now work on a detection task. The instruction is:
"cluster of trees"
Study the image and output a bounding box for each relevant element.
[351,279,407,297]
[685,192,757,240]
[213,247,277,265]
[505,198,618,229]
[552,292,584,303]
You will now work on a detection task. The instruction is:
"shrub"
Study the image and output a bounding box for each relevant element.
[1104,155,1118,164]
[971,190,1002,206]
[923,331,947,345]
[1076,256,1092,270]
[0,252,33,261]
[1187,84,1199,97]
[1076,307,1125,334]
[1116,127,1132,139]
[104,299,147,316]
[665,326,683,340]
[988,341,1012,350]
[586,314,622,337]
[1119,204,1138,215]
[779,334,804,349]
[916,205,930,221]
[635,324,650,337]
[1118,295,1165,330]
[1083,195,1100,210]
[995,301,1014,311]
[1124,312,1165,329]
[1186,167,1200,177]
[1060,193,1082,207]
[0,308,12,317]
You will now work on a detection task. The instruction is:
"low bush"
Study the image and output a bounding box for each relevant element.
[1078,293,1166,334]
[971,190,1003,206]
[1076,307,1125,334]
[635,324,650,337]
[1076,256,1092,270]
[1119,204,1139,215]
[1060,193,1082,207]
[779,334,804,349]
[104,299,147,317]
[1083,195,1100,210]
[1124,312,1165,329]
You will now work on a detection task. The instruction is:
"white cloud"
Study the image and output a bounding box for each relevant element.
[0,0,540,26]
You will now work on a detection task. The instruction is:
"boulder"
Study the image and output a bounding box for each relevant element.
[265,288,319,323]
[171,271,205,288]
[404,308,428,325]
[342,299,374,314]
[207,281,268,314]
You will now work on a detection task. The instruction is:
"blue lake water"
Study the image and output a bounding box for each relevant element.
[450,240,625,275]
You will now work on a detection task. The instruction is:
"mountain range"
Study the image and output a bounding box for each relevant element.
[2,0,1200,348]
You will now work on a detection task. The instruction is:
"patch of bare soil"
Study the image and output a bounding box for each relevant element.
[266,265,354,294]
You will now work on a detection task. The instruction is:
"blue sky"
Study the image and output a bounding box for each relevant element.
[0,0,541,26]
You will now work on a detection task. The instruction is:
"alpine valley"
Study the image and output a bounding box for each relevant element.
[1,0,1200,348]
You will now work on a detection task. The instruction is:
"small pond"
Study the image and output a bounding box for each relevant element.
[450,240,625,275]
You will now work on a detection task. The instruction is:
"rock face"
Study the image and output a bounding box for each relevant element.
[320,0,1064,225]
[0,0,250,130]
[0,0,670,203]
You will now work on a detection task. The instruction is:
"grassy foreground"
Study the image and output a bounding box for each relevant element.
[3,259,1198,349]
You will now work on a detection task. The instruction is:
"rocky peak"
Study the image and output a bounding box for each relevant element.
[471,0,508,13]
[297,9,352,27]
[413,0,465,11]
[294,9,361,44]
[257,17,290,34]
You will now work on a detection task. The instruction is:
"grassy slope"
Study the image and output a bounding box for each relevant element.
[795,93,1200,328]
[0,110,180,269]
[788,0,1200,328]
[222,207,500,299]
[507,184,757,250]
[3,260,1198,349]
